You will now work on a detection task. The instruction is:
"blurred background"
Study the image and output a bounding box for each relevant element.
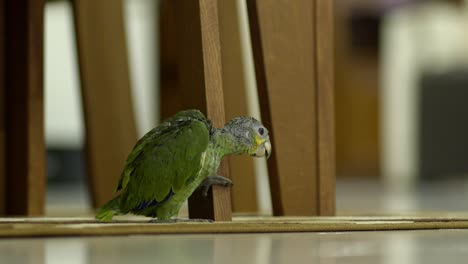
[45,0,468,216]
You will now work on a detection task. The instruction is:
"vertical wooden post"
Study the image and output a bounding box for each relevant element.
[159,0,182,120]
[247,0,319,216]
[169,0,231,221]
[316,0,335,216]
[0,0,6,214]
[3,0,46,215]
[72,0,138,208]
[248,0,335,216]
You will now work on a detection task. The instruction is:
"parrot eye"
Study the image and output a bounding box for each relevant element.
[258,127,265,136]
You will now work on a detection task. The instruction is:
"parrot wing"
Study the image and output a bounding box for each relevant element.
[116,109,210,192]
[118,117,211,213]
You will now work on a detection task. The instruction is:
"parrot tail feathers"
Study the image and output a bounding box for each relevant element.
[95,210,115,222]
[95,195,121,222]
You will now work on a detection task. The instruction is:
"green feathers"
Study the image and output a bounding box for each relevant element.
[95,195,121,222]
[95,209,115,222]
[118,116,210,211]
[96,110,211,221]
[95,109,271,222]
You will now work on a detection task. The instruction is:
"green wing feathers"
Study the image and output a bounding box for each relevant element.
[115,109,209,193]
[119,119,210,212]
[95,195,121,222]
[98,109,211,221]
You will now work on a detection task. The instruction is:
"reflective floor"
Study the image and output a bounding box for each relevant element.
[45,178,468,216]
[1,230,468,264]
[9,178,468,264]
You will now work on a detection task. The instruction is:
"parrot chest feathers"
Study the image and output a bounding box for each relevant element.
[199,144,224,178]
[195,128,252,179]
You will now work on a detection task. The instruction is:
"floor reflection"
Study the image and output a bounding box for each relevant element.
[0,238,44,264]
[2,230,468,264]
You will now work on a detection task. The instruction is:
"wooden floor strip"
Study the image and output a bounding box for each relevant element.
[1,216,468,237]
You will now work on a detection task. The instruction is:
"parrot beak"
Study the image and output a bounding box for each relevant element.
[264,140,271,159]
[253,140,272,159]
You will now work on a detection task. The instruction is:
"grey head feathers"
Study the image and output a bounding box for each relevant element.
[222,116,268,146]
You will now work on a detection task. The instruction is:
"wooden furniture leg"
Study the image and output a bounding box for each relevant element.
[159,0,182,120]
[247,0,335,216]
[0,0,5,214]
[72,0,138,208]
[161,0,231,221]
[315,0,335,216]
[183,0,232,221]
[2,0,46,215]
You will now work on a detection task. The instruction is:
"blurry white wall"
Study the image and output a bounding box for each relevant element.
[45,1,83,148]
[236,0,272,215]
[124,0,159,135]
[45,0,158,150]
[381,0,468,189]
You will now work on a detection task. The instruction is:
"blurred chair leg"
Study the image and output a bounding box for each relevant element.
[159,0,182,120]
[160,0,232,221]
[247,0,335,216]
[0,0,5,214]
[182,0,232,221]
[2,0,46,216]
[315,0,335,216]
[218,0,258,214]
[72,0,138,208]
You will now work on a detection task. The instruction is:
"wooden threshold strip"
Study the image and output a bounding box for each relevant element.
[1,216,468,238]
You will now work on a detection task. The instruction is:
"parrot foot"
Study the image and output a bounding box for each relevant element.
[198,175,233,197]
[148,218,213,223]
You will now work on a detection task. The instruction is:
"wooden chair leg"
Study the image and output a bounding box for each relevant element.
[247,0,335,216]
[159,0,182,120]
[161,0,231,221]
[72,0,138,208]
[315,0,335,216]
[0,0,5,214]
[2,0,46,216]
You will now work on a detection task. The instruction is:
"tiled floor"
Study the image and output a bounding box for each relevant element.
[1,230,468,264]
[336,178,468,214]
[2,178,467,263]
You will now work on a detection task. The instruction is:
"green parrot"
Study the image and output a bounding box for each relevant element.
[95,109,271,222]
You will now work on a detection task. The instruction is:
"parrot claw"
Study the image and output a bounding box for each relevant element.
[198,175,233,197]
[201,186,211,197]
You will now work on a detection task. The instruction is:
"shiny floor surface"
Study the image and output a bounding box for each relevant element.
[45,178,468,216]
[1,230,468,264]
[7,178,468,263]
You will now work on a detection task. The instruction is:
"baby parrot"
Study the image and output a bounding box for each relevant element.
[96,109,271,222]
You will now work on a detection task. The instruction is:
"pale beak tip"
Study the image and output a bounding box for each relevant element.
[264,141,272,159]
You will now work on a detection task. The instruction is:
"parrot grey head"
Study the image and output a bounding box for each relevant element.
[223,117,272,159]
